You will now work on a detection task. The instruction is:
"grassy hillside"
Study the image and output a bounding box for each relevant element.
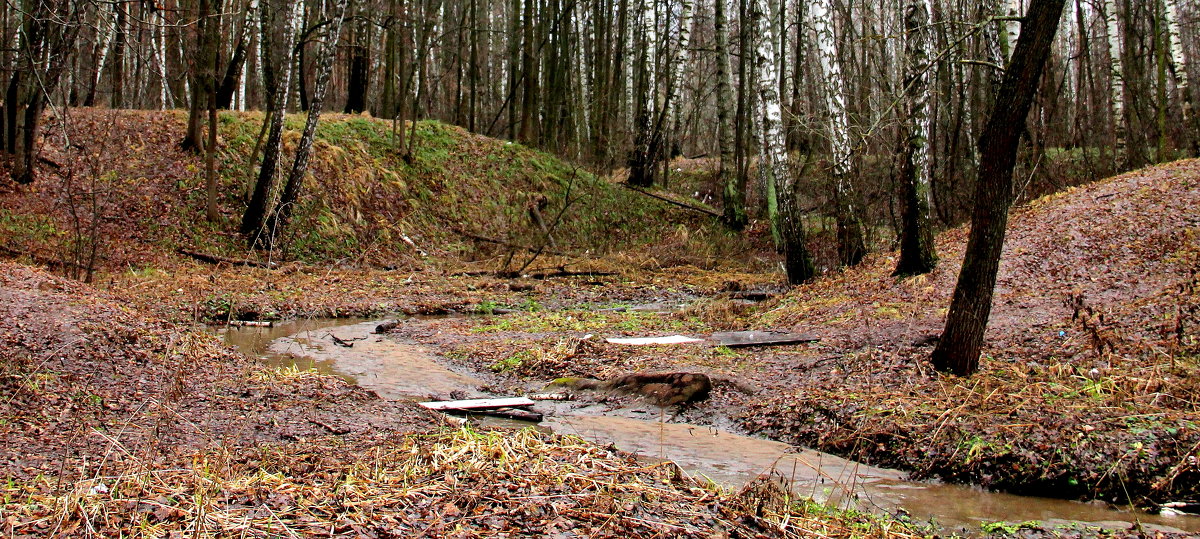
[0,109,751,273]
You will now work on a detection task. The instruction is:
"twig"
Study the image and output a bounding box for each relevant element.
[620,184,723,218]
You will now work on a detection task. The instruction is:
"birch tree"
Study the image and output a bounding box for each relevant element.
[627,0,659,187]
[715,0,745,230]
[1102,0,1126,167]
[260,0,351,249]
[894,0,937,276]
[1162,0,1194,155]
[241,0,300,240]
[752,0,814,283]
[810,0,865,267]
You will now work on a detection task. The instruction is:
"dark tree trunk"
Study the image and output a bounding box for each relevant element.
[242,0,296,238]
[343,12,369,114]
[5,0,81,184]
[111,3,127,108]
[894,0,938,277]
[181,0,221,153]
[932,0,1067,376]
[715,0,744,230]
[215,18,250,109]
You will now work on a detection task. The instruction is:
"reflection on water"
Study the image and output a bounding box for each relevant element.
[222,318,1199,534]
[223,318,485,401]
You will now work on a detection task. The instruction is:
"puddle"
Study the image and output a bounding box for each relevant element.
[223,318,486,400]
[223,318,1200,534]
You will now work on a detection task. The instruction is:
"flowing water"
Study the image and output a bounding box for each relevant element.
[222,318,1200,534]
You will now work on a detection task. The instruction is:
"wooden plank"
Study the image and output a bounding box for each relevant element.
[710,331,820,348]
[606,335,704,345]
[418,397,536,411]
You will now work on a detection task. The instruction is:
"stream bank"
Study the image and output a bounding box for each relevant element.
[223,316,1200,535]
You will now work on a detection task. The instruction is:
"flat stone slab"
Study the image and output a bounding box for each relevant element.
[710,331,820,348]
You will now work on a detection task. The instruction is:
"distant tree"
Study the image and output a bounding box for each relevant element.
[3,0,83,185]
[932,0,1068,376]
[715,0,745,230]
[810,0,865,268]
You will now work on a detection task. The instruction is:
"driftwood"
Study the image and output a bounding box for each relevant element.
[328,334,365,347]
[418,397,536,411]
[606,335,704,345]
[460,407,544,422]
[528,392,573,401]
[228,320,272,327]
[177,247,274,268]
[620,185,723,219]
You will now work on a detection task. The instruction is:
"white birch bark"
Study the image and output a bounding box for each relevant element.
[92,9,115,97]
[750,0,811,281]
[640,0,656,106]
[1103,0,1126,159]
[667,0,694,137]
[809,0,850,177]
[1004,0,1022,59]
[810,0,864,266]
[157,10,172,109]
[1163,0,1192,139]
[894,0,937,275]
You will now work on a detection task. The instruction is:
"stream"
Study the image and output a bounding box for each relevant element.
[222,317,1200,535]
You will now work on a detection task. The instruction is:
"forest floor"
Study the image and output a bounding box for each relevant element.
[2,110,1199,536]
[0,262,920,538]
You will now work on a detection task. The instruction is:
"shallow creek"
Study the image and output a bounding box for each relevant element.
[223,318,1200,534]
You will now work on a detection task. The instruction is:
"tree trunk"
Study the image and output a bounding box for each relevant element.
[241,0,299,238]
[1162,0,1194,156]
[260,0,351,250]
[1102,0,1126,169]
[715,0,744,230]
[626,0,658,187]
[752,0,813,284]
[932,0,1066,376]
[344,5,369,114]
[810,0,865,267]
[216,1,254,109]
[894,0,938,276]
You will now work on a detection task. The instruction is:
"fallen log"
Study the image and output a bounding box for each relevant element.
[228,320,273,327]
[451,228,568,257]
[418,397,536,411]
[620,185,723,219]
[455,407,544,422]
[177,247,274,268]
[606,335,704,345]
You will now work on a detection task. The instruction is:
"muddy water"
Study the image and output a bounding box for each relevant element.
[223,318,1200,534]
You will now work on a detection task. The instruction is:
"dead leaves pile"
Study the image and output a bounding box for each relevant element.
[2,427,921,538]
